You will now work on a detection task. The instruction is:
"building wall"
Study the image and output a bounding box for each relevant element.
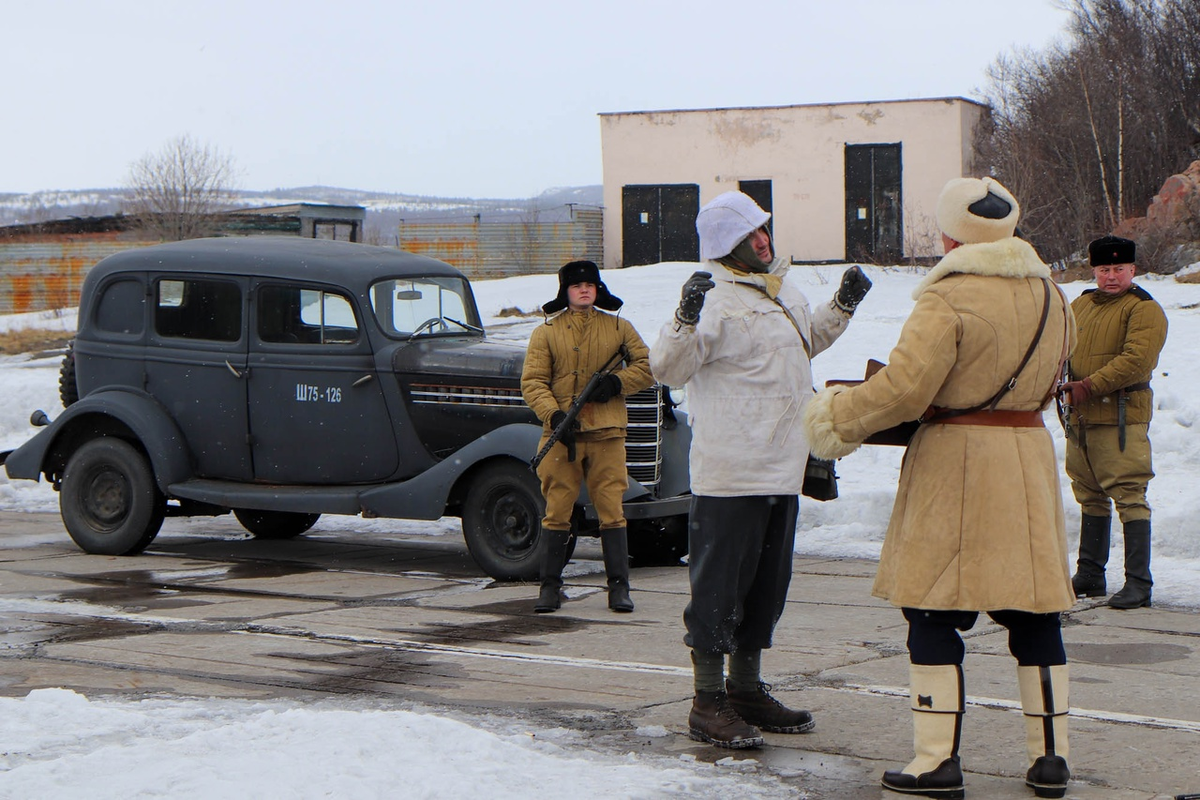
[0,235,152,315]
[399,207,602,280]
[599,97,986,267]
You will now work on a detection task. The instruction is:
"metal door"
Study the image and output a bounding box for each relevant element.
[621,184,700,266]
[738,180,773,237]
[845,144,902,263]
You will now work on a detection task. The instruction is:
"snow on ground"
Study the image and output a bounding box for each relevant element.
[2,259,1199,797]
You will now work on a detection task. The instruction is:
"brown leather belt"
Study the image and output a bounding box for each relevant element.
[927,410,1045,427]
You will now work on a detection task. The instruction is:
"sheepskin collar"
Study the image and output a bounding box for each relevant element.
[913,237,1050,299]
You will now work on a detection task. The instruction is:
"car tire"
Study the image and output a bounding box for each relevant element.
[60,437,165,555]
[628,513,689,567]
[462,460,552,581]
[233,509,320,539]
[58,341,79,408]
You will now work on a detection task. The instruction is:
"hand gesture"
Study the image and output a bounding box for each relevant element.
[676,271,715,326]
[834,266,872,314]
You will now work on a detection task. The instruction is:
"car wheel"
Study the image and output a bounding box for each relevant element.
[60,437,165,555]
[462,460,551,581]
[233,509,320,539]
[58,341,79,407]
[628,513,689,567]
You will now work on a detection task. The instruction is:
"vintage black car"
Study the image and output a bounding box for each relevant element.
[2,237,691,579]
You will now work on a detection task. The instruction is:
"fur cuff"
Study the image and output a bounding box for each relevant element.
[803,386,862,460]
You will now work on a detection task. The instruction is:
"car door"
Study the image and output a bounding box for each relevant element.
[247,280,398,484]
[145,274,253,480]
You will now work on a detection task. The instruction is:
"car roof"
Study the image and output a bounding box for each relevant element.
[84,236,466,293]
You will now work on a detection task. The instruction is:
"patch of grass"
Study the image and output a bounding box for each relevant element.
[0,328,73,356]
[495,306,541,318]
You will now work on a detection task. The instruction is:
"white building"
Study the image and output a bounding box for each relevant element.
[599,97,988,268]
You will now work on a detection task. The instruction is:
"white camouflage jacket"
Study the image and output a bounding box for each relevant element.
[650,260,850,496]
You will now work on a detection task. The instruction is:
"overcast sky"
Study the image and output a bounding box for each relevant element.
[5,0,1070,199]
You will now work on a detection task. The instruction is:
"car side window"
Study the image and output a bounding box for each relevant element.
[95,278,145,335]
[258,284,359,344]
[154,278,242,342]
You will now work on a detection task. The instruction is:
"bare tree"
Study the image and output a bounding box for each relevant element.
[124,135,239,241]
[976,0,1200,268]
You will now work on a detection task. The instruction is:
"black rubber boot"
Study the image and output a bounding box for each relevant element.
[1071,514,1111,597]
[1109,519,1152,609]
[601,527,634,612]
[534,530,571,613]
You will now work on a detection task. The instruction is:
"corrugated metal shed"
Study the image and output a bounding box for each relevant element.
[399,206,603,279]
[0,233,152,315]
[0,204,366,316]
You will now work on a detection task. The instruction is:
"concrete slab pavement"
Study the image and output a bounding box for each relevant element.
[0,511,1195,799]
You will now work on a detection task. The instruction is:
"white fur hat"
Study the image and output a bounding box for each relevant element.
[935,177,1020,244]
[696,191,771,260]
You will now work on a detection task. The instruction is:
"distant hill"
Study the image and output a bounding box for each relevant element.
[0,185,605,233]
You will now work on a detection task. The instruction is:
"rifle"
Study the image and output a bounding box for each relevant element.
[530,345,628,471]
[1055,360,1073,439]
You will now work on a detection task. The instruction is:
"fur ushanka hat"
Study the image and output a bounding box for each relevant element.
[541,260,623,314]
[1089,235,1136,266]
[936,176,1020,244]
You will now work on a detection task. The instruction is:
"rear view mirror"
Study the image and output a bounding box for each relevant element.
[395,290,423,301]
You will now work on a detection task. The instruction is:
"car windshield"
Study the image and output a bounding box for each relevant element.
[369,276,483,338]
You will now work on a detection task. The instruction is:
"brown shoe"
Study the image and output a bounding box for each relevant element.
[688,690,764,749]
[726,681,815,733]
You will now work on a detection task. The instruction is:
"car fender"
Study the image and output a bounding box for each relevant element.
[3,389,192,490]
[359,423,542,519]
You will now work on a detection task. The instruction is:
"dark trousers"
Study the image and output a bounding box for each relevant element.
[903,607,1066,667]
[684,494,798,654]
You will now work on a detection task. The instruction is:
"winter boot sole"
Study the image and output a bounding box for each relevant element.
[687,727,764,749]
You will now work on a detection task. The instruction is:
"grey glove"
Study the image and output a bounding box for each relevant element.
[676,271,715,326]
[834,266,872,314]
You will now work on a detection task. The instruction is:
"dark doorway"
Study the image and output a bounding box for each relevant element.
[738,180,773,236]
[845,144,902,263]
[621,184,700,267]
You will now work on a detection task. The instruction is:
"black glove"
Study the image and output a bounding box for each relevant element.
[675,271,715,326]
[550,410,578,447]
[589,373,622,403]
[834,266,872,314]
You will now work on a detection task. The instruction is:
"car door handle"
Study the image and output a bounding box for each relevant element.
[352,374,374,387]
[225,360,245,379]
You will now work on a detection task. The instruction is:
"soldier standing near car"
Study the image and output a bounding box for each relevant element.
[1061,235,1168,610]
[521,260,653,614]
[806,177,1076,798]
[650,191,871,750]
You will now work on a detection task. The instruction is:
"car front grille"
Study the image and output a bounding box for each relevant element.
[625,386,663,492]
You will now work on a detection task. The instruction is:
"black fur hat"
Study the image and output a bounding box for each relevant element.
[1089,235,1136,266]
[541,260,623,314]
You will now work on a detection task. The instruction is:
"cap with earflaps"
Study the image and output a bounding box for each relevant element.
[1089,235,1136,266]
[541,260,623,314]
[936,177,1020,244]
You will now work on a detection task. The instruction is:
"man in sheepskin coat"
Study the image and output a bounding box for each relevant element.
[804,177,1076,799]
[651,191,871,750]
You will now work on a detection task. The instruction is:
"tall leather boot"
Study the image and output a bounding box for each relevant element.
[601,527,634,612]
[534,530,571,613]
[1072,514,1111,597]
[1109,519,1152,609]
[1018,664,1071,799]
[881,664,965,799]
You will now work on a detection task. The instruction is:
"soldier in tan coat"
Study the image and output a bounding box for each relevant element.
[521,261,652,613]
[805,177,1076,798]
[1061,236,1168,610]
